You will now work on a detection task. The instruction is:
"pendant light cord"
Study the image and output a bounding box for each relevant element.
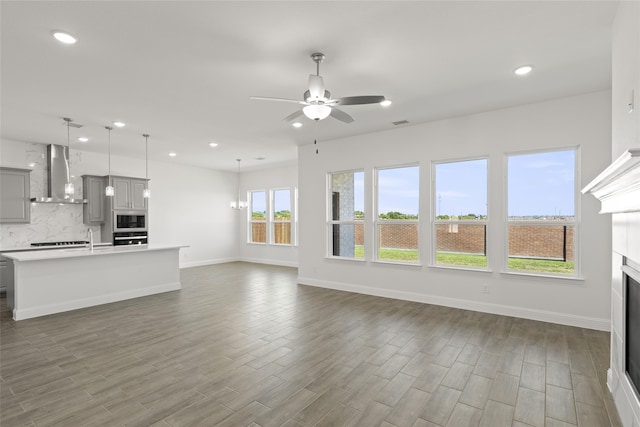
[64,117,72,180]
[106,126,112,175]
[143,134,149,180]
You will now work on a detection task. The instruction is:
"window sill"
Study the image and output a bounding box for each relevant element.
[500,270,584,281]
[428,264,493,273]
[325,256,366,262]
[372,260,423,267]
[247,242,296,247]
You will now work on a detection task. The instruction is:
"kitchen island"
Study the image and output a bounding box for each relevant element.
[3,245,186,320]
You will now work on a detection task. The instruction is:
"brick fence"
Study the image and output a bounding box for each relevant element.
[354,222,574,261]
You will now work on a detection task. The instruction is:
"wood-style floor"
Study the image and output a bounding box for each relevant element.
[0,262,622,427]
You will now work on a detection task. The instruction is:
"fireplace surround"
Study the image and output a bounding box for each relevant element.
[623,261,640,403]
[583,148,640,426]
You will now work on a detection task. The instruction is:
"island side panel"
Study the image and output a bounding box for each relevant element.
[13,248,181,320]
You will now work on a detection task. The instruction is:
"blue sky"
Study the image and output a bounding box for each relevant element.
[508,150,575,217]
[436,159,487,217]
[251,189,291,214]
[351,150,575,217]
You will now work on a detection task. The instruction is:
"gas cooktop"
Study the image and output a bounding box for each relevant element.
[30,241,89,247]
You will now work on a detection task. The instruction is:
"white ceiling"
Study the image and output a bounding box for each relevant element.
[1,1,617,172]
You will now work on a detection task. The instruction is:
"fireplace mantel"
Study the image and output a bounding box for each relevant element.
[582,148,640,214]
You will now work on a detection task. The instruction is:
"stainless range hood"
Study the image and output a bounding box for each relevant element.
[30,144,88,204]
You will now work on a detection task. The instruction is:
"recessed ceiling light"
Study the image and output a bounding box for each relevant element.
[112,121,126,128]
[514,65,533,76]
[51,30,77,44]
[209,142,219,147]
[292,122,303,128]
[380,100,392,107]
[78,137,89,142]
[168,152,177,157]
[28,163,36,168]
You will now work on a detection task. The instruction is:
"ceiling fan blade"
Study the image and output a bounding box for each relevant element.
[250,96,306,105]
[336,95,386,106]
[308,75,325,100]
[282,109,305,122]
[330,107,354,123]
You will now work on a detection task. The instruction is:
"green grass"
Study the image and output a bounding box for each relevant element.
[507,257,574,275]
[436,252,486,267]
[353,245,574,274]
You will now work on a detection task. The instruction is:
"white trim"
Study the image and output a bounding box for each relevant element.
[297,276,610,331]
[608,366,640,427]
[240,257,298,268]
[13,282,181,321]
[180,257,240,268]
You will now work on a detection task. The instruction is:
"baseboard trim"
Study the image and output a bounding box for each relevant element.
[297,276,610,331]
[13,282,181,321]
[180,257,240,268]
[240,257,298,268]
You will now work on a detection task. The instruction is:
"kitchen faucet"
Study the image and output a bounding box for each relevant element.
[87,228,94,252]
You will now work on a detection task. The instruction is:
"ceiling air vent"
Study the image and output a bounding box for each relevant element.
[392,120,409,126]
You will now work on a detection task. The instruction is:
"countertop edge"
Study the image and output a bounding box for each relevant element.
[4,245,189,262]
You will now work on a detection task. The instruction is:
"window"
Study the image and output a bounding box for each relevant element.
[272,189,291,245]
[375,165,420,263]
[328,170,364,259]
[507,148,577,276]
[433,158,488,269]
[249,191,267,243]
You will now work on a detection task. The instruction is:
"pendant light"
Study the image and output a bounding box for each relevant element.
[63,117,74,197]
[142,134,150,198]
[105,126,114,197]
[230,159,247,209]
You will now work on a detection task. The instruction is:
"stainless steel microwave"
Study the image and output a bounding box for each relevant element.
[113,211,147,232]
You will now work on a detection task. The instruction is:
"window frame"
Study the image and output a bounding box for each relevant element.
[373,163,421,265]
[327,169,366,261]
[248,189,268,245]
[431,156,490,271]
[503,146,581,279]
[270,187,293,246]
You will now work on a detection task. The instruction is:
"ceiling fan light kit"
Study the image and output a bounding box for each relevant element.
[250,52,387,124]
[303,104,331,121]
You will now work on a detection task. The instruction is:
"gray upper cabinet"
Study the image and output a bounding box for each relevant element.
[0,167,31,224]
[82,175,105,224]
[110,176,148,210]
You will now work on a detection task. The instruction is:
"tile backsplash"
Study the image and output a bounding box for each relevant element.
[1,143,100,248]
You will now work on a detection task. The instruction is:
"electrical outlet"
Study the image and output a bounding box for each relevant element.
[482,284,490,294]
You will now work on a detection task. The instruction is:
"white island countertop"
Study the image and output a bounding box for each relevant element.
[3,244,188,262]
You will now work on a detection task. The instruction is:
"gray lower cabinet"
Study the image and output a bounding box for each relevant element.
[82,175,105,224]
[1,256,15,306]
[111,176,148,210]
[0,167,31,224]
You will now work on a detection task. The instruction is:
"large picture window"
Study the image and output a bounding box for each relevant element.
[433,158,488,269]
[328,170,364,259]
[375,165,420,264]
[249,191,267,243]
[272,189,291,245]
[507,148,577,276]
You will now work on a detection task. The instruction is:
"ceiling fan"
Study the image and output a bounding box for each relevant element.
[250,52,388,123]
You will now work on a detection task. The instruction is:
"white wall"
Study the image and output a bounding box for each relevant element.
[0,139,239,267]
[239,163,298,267]
[609,2,640,426]
[298,91,612,330]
